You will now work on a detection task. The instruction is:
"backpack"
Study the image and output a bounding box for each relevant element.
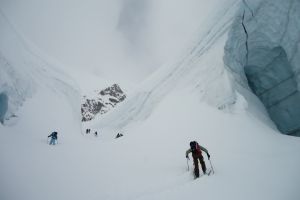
[52,132,58,139]
[190,141,201,153]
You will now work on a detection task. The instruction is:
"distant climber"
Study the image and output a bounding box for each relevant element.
[94,131,98,137]
[48,131,58,145]
[86,129,91,134]
[186,141,210,178]
[115,133,123,139]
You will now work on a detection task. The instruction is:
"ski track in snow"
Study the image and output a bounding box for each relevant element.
[89,0,241,130]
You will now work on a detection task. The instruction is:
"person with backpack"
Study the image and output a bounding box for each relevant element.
[115,133,123,139]
[186,141,210,178]
[48,131,58,145]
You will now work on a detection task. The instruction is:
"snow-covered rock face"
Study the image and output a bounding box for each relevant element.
[81,84,126,121]
[224,0,300,136]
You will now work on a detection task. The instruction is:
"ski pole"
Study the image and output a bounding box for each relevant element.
[186,158,190,171]
[209,159,215,174]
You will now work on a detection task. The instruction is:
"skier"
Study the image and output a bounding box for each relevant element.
[115,133,123,139]
[86,129,91,134]
[48,131,58,145]
[186,141,210,178]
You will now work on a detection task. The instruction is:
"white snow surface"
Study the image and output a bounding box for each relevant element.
[1,89,300,200]
[1,0,300,200]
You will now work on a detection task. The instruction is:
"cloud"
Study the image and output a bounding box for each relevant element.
[0,0,219,84]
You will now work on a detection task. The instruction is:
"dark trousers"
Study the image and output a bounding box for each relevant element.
[192,153,206,177]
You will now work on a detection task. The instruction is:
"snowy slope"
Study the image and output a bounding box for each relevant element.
[90,0,300,135]
[88,0,241,130]
[1,89,300,200]
[0,10,80,125]
[1,0,300,200]
[0,9,83,199]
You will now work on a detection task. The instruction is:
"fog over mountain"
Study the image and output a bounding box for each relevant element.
[0,0,207,84]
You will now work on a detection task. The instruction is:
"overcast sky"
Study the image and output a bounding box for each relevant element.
[0,0,208,83]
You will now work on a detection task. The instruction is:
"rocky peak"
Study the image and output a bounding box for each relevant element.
[81,84,126,122]
[99,84,125,100]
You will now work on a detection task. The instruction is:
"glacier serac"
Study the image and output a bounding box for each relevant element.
[225,0,300,136]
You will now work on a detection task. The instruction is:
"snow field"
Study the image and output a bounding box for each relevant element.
[1,0,300,199]
[1,78,300,200]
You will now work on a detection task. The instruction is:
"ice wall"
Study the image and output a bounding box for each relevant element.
[224,0,300,136]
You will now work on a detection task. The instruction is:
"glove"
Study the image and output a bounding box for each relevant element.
[186,155,189,160]
[207,153,211,159]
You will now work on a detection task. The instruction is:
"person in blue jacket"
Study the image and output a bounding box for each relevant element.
[48,132,58,145]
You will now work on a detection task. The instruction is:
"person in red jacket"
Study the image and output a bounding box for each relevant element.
[186,141,210,178]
